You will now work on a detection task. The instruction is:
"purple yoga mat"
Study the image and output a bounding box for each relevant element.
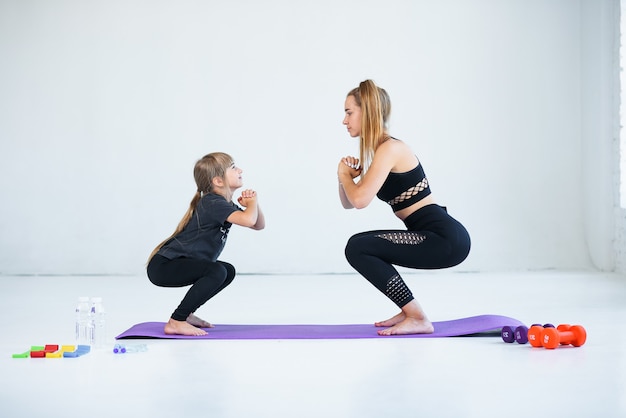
[116,315,524,340]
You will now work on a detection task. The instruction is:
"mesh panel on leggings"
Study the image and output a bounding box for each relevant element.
[376,231,426,245]
[385,274,413,307]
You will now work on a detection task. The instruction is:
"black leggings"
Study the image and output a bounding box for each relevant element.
[344,204,471,308]
[147,255,236,321]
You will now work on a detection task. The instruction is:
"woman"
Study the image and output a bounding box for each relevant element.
[338,80,470,335]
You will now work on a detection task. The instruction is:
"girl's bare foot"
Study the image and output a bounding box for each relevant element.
[164,318,208,336]
[377,317,434,336]
[375,311,406,327]
[186,313,214,328]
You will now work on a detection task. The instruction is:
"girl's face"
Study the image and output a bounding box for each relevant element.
[225,162,243,189]
[343,95,362,138]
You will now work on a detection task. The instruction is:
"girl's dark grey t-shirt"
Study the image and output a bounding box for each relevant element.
[157,193,241,262]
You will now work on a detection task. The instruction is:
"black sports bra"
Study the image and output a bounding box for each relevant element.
[376,161,431,212]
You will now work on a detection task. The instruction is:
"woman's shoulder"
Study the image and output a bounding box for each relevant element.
[380,136,411,150]
[377,137,415,159]
[376,138,418,171]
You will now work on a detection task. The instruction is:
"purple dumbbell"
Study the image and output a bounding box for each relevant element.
[501,325,518,343]
[514,325,530,344]
[502,323,554,344]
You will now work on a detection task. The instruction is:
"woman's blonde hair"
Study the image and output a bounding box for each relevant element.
[147,152,234,263]
[347,79,391,171]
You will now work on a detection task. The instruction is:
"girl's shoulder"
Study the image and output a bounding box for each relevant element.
[199,193,238,212]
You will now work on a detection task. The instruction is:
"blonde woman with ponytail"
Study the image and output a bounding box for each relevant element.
[147,152,265,336]
[338,80,470,335]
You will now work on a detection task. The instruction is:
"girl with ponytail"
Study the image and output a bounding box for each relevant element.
[147,152,265,336]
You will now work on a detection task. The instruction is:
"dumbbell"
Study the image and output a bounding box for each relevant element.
[540,324,587,349]
[528,324,555,347]
[522,323,555,346]
[502,323,554,344]
[528,325,546,347]
[501,325,518,343]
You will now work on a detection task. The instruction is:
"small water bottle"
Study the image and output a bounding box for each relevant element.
[89,297,106,349]
[113,343,148,354]
[123,344,148,353]
[75,296,91,345]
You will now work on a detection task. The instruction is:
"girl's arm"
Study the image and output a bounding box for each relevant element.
[251,205,265,230]
[228,189,264,229]
[227,200,257,228]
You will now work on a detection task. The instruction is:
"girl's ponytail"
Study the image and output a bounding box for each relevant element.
[147,190,202,263]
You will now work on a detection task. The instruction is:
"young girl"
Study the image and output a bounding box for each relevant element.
[147,152,265,336]
[338,80,471,336]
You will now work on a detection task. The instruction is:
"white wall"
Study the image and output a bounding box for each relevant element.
[0,0,603,275]
[616,0,626,275]
[616,208,626,273]
[581,0,617,272]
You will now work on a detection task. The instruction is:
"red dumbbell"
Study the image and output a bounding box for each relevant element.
[525,324,556,347]
[527,325,546,347]
[540,324,586,349]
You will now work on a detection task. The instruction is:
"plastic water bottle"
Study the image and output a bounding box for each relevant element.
[89,297,106,349]
[75,296,91,345]
[113,343,148,354]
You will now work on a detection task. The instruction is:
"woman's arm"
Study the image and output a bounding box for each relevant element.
[338,181,354,209]
[337,141,400,209]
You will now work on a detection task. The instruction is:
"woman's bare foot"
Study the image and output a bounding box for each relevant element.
[377,317,434,336]
[376,299,434,335]
[375,311,406,327]
[186,313,214,328]
[164,318,208,336]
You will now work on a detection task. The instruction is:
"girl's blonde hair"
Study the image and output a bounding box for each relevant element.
[147,152,234,263]
[347,79,391,171]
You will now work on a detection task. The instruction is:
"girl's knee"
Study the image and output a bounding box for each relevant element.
[220,261,236,280]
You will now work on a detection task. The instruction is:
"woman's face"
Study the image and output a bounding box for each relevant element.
[343,95,361,138]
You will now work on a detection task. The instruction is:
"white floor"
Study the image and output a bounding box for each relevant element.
[1,270,625,418]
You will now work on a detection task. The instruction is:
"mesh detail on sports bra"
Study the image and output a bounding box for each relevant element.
[376,161,431,212]
[386,178,429,206]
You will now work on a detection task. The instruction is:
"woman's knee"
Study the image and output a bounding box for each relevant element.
[345,233,370,267]
[344,235,360,263]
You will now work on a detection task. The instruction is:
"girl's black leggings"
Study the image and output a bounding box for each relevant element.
[344,204,471,308]
[147,254,235,321]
